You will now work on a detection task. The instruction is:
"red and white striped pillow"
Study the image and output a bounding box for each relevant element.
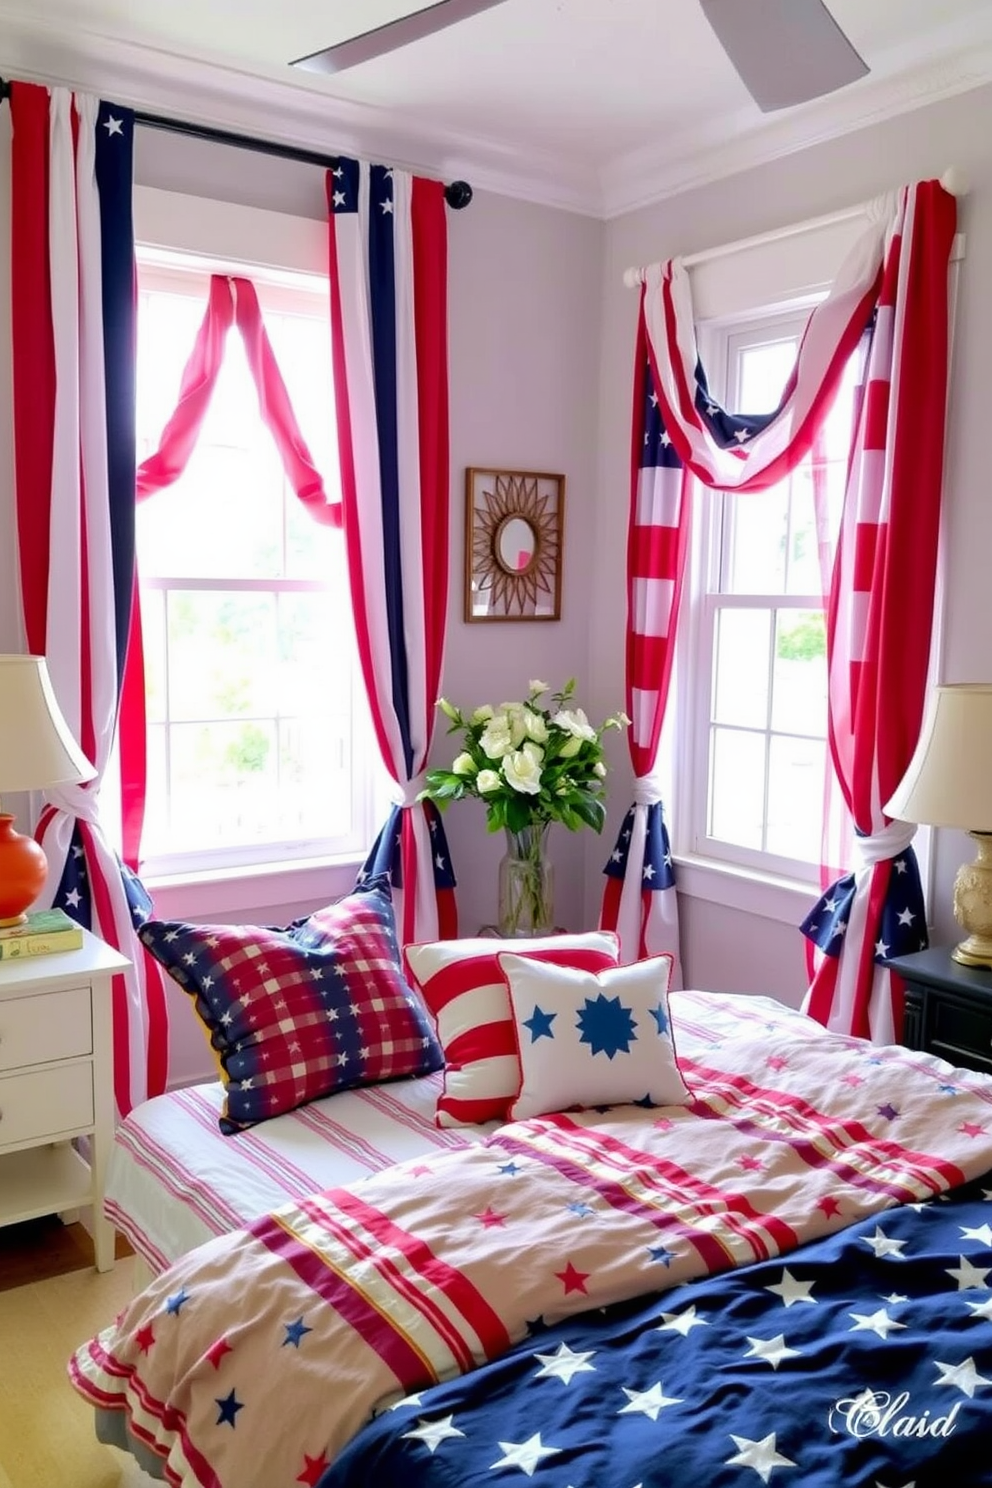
[405,931,620,1127]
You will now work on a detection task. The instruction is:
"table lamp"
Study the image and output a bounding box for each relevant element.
[0,654,96,926]
[884,683,992,969]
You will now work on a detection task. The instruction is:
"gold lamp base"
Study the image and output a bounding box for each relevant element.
[952,831,992,970]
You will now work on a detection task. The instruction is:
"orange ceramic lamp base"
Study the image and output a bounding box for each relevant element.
[0,814,48,927]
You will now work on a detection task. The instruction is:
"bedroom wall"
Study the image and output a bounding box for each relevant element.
[589,82,992,1003]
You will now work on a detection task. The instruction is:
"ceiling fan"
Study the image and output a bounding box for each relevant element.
[699,0,868,112]
[291,0,868,115]
[291,0,510,76]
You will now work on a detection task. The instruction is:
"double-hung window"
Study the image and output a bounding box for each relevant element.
[134,257,379,880]
[679,307,855,883]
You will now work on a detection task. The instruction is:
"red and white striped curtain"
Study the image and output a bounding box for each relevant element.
[326,158,457,947]
[118,274,342,867]
[605,180,956,1039]
[600,312,690,975]
[7,82,169,1116]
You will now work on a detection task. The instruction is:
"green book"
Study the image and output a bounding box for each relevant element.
[0,908,84,958]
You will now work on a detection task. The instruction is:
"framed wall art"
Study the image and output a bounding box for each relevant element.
[464,468,564,623]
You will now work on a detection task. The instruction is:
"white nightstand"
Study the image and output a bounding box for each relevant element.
[0,929,129,1272]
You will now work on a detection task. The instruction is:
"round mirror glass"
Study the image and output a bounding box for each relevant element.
[497,516,536,574]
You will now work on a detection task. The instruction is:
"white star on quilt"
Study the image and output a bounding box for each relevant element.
[933,1356,992,1397]
[849,1307,905,1340]
[490,1433,560,1475]
[946,1254,991,1290]
[402,1415,465,1452]
[656,1304,707,1336]
[743,1334,802,1369]
[860,1227,906,1260]
[618,1381,682,1419]
[533,1342,596,1384]
[764,1269,817,1307]
[725,1431,796,1482]
[388,1391,424,1411]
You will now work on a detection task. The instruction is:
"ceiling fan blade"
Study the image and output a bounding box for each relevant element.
[700,0,869,112]
[292,0,509,75]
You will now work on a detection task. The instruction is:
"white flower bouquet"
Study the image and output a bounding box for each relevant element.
[421,679,629,836]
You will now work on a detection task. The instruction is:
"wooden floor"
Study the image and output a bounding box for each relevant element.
[0,1219,151,1488]
[0,1215,132,1293]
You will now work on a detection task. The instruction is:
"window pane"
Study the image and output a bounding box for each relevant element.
[166,591,278,723]
[142,589,167,724]
[709,727,765,850]
[713,609,770,729]
[279,718,354,838]
[724,490,789,594]
[737,338,797,413]
[782,468,821,596]
[766,735,825,862]
[168,720,279,851]
[772,611,827,736]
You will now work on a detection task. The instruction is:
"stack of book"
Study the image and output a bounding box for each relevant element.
[0,908,84,960]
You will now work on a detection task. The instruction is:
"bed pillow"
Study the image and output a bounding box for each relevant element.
[499,951,689,1121]
[139,875,442,1134]
[404,931,619,1127]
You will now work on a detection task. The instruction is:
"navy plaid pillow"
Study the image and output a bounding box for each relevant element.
[139,876,442,1133]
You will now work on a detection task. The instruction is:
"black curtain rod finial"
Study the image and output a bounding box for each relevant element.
[444,179,472,210]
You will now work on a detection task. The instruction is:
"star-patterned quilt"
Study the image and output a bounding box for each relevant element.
[321,1173,992,1488]
[69,1011,992,1488]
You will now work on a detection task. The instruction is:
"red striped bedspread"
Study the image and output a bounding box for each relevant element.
[70,1018,992,1488]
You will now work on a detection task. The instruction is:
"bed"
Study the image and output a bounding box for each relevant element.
[72,983,992,1488]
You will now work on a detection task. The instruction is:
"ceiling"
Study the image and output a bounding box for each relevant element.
[2,0,992,215]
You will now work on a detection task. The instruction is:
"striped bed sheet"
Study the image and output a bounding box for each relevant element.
[104,989,816,1273]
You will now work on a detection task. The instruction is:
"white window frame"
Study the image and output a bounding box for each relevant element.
[132,195,384,893]
[674,301,831,900]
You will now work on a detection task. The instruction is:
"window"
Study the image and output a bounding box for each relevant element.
[134,258,379,878]
[679,307,856,882]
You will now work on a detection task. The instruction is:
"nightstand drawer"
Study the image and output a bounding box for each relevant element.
[928,996,992,1076]
[0,988,92,1073]
[0,1062,94,1147]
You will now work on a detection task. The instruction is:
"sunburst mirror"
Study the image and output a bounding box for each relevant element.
[465,468,564,622]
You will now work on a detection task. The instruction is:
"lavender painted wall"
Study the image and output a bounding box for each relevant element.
[591,83,992,1002]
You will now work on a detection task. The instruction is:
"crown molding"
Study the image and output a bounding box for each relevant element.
[2,8,992,222]
[601,34,992,218]
[0,12,599,216]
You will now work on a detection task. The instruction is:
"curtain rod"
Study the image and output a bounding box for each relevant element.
[0,77,474,209]
[622,167,968,287]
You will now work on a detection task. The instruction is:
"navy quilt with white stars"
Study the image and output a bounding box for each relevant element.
[320,1175,992,1488]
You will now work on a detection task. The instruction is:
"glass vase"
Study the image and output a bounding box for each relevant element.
[498,824,554,938]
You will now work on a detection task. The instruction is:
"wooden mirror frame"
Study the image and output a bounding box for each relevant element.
[464,468,564,622]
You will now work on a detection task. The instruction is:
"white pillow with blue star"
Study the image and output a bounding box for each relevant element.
[498,952,690,1120]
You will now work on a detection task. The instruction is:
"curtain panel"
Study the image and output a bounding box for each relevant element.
[8,81,169,1116]
[326,157,456,947]
[605,181,956,1040]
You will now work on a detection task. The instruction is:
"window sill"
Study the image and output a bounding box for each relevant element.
[673,853,818,928]
[144,855,363,922]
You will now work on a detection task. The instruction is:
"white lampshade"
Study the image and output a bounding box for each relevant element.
[0,654,96,793]
[884,684,992,831]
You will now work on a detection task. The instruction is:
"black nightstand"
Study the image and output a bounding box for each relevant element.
[885,946,992,1076]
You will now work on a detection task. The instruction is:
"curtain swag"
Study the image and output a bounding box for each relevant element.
[603,179,957,1042]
